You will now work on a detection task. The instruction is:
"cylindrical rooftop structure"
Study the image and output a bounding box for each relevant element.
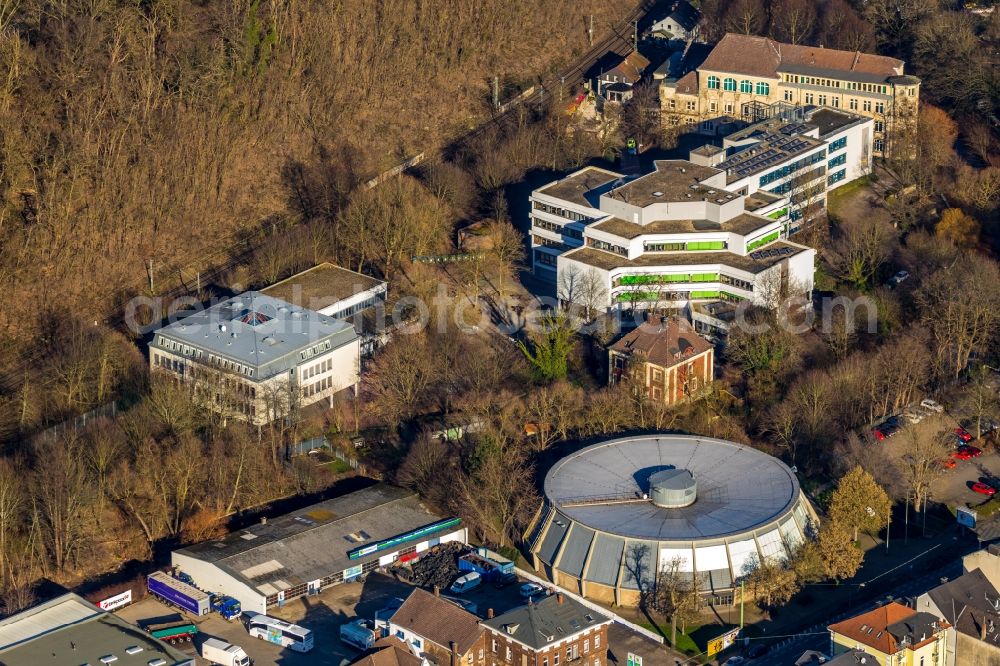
[649,469,697,508]
[526,435,818,607]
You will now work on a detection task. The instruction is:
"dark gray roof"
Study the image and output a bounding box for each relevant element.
[924,569,1000,643]
[175,485,457,596]
[482,594,611,651]
[151,291,358,380]
[886,611,946,648]
[668,0,701,31]
[0,594,191,666]
[825,650,875,665]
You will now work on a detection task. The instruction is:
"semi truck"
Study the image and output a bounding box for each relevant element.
[145,619,197,645]
[147,571,210,616]
[200,637,252,666]
[211,594,242,621]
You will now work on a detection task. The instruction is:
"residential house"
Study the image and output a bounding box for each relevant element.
[608,316,713,405]
[481,593,612,666]
[649,0,702,43]
[388,588,487,666]
[660,33,920,155]
[149,291,360,425]
[596,51,650,104]
[828,602,950,666]
[351,637,428,666]
[916,554,1000,665]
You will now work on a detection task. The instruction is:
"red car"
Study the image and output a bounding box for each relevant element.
[954,446,982,460]
[937,458,957,470]
[972,482,997,496]
[954,427,973,443]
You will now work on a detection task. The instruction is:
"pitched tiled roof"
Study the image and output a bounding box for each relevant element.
[828,603,946,655]
[674,71,698,94]
[700,33,904,81]
[612,51,651,81]
[350,637,423,666]
[390,588,484,655]
[608,317,712,370]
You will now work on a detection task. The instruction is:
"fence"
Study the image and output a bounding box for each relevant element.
[513,566,665,644]
[38,401,118,441]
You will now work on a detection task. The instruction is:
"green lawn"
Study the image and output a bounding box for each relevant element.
[638,620,705,658]
[322,458,353,474]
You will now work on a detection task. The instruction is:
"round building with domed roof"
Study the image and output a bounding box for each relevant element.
[525,435,817,606]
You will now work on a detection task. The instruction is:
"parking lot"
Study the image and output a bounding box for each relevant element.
[116,571,533,666]
[931,446,1000,511]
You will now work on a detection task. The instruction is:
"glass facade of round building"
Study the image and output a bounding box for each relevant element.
[526,435,817,606]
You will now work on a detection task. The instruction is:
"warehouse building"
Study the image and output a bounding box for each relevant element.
[526,435,817,607]
[173,484,466,614]
[0,593,193,666]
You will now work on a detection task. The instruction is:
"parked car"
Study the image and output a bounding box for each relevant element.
[955,427,973,443]
[873,418,901,441]
[937,458,957,470]
[724,657,746,666]
[888,270,910,286]
[972,482,997,497]
[954,446,982,460]
[903,408,926,425]
[920,398,944,413]
[519,582,545,599]
[449,572,482,595]
[745,643,768,658]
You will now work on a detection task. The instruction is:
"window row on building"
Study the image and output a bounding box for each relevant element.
[780,73,889,95]
[707,75,770,96]
[532,216,583,239]
[532,201,592,222]
[300,339,333,360]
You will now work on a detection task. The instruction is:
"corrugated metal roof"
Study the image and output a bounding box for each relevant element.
[585,533,624,586]
[537,513,570,565]
[558,524,595,578]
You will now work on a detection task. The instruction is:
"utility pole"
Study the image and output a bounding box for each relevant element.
[560,76,565,101]
[739,580,744,629]
[147,258,154,293]
[886,504,891,551]
[493,76,500,111]
[588,15,594,46]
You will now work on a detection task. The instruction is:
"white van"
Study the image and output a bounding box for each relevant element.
[449,572,482,594]
[200,637,252,666]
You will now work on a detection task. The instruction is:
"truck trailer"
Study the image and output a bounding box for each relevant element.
[145,620,198,645]
[200,637,252,666]
[147,571,211,616]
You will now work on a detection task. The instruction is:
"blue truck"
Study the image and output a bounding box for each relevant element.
[148,571,210,616]
[211,594,242,621]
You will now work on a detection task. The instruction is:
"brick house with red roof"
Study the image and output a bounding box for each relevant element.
[608,316,713,406]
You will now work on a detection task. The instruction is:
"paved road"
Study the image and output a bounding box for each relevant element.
[745,554,964,666]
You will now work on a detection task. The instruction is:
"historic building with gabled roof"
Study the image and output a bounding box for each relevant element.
[660,33,919,156]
